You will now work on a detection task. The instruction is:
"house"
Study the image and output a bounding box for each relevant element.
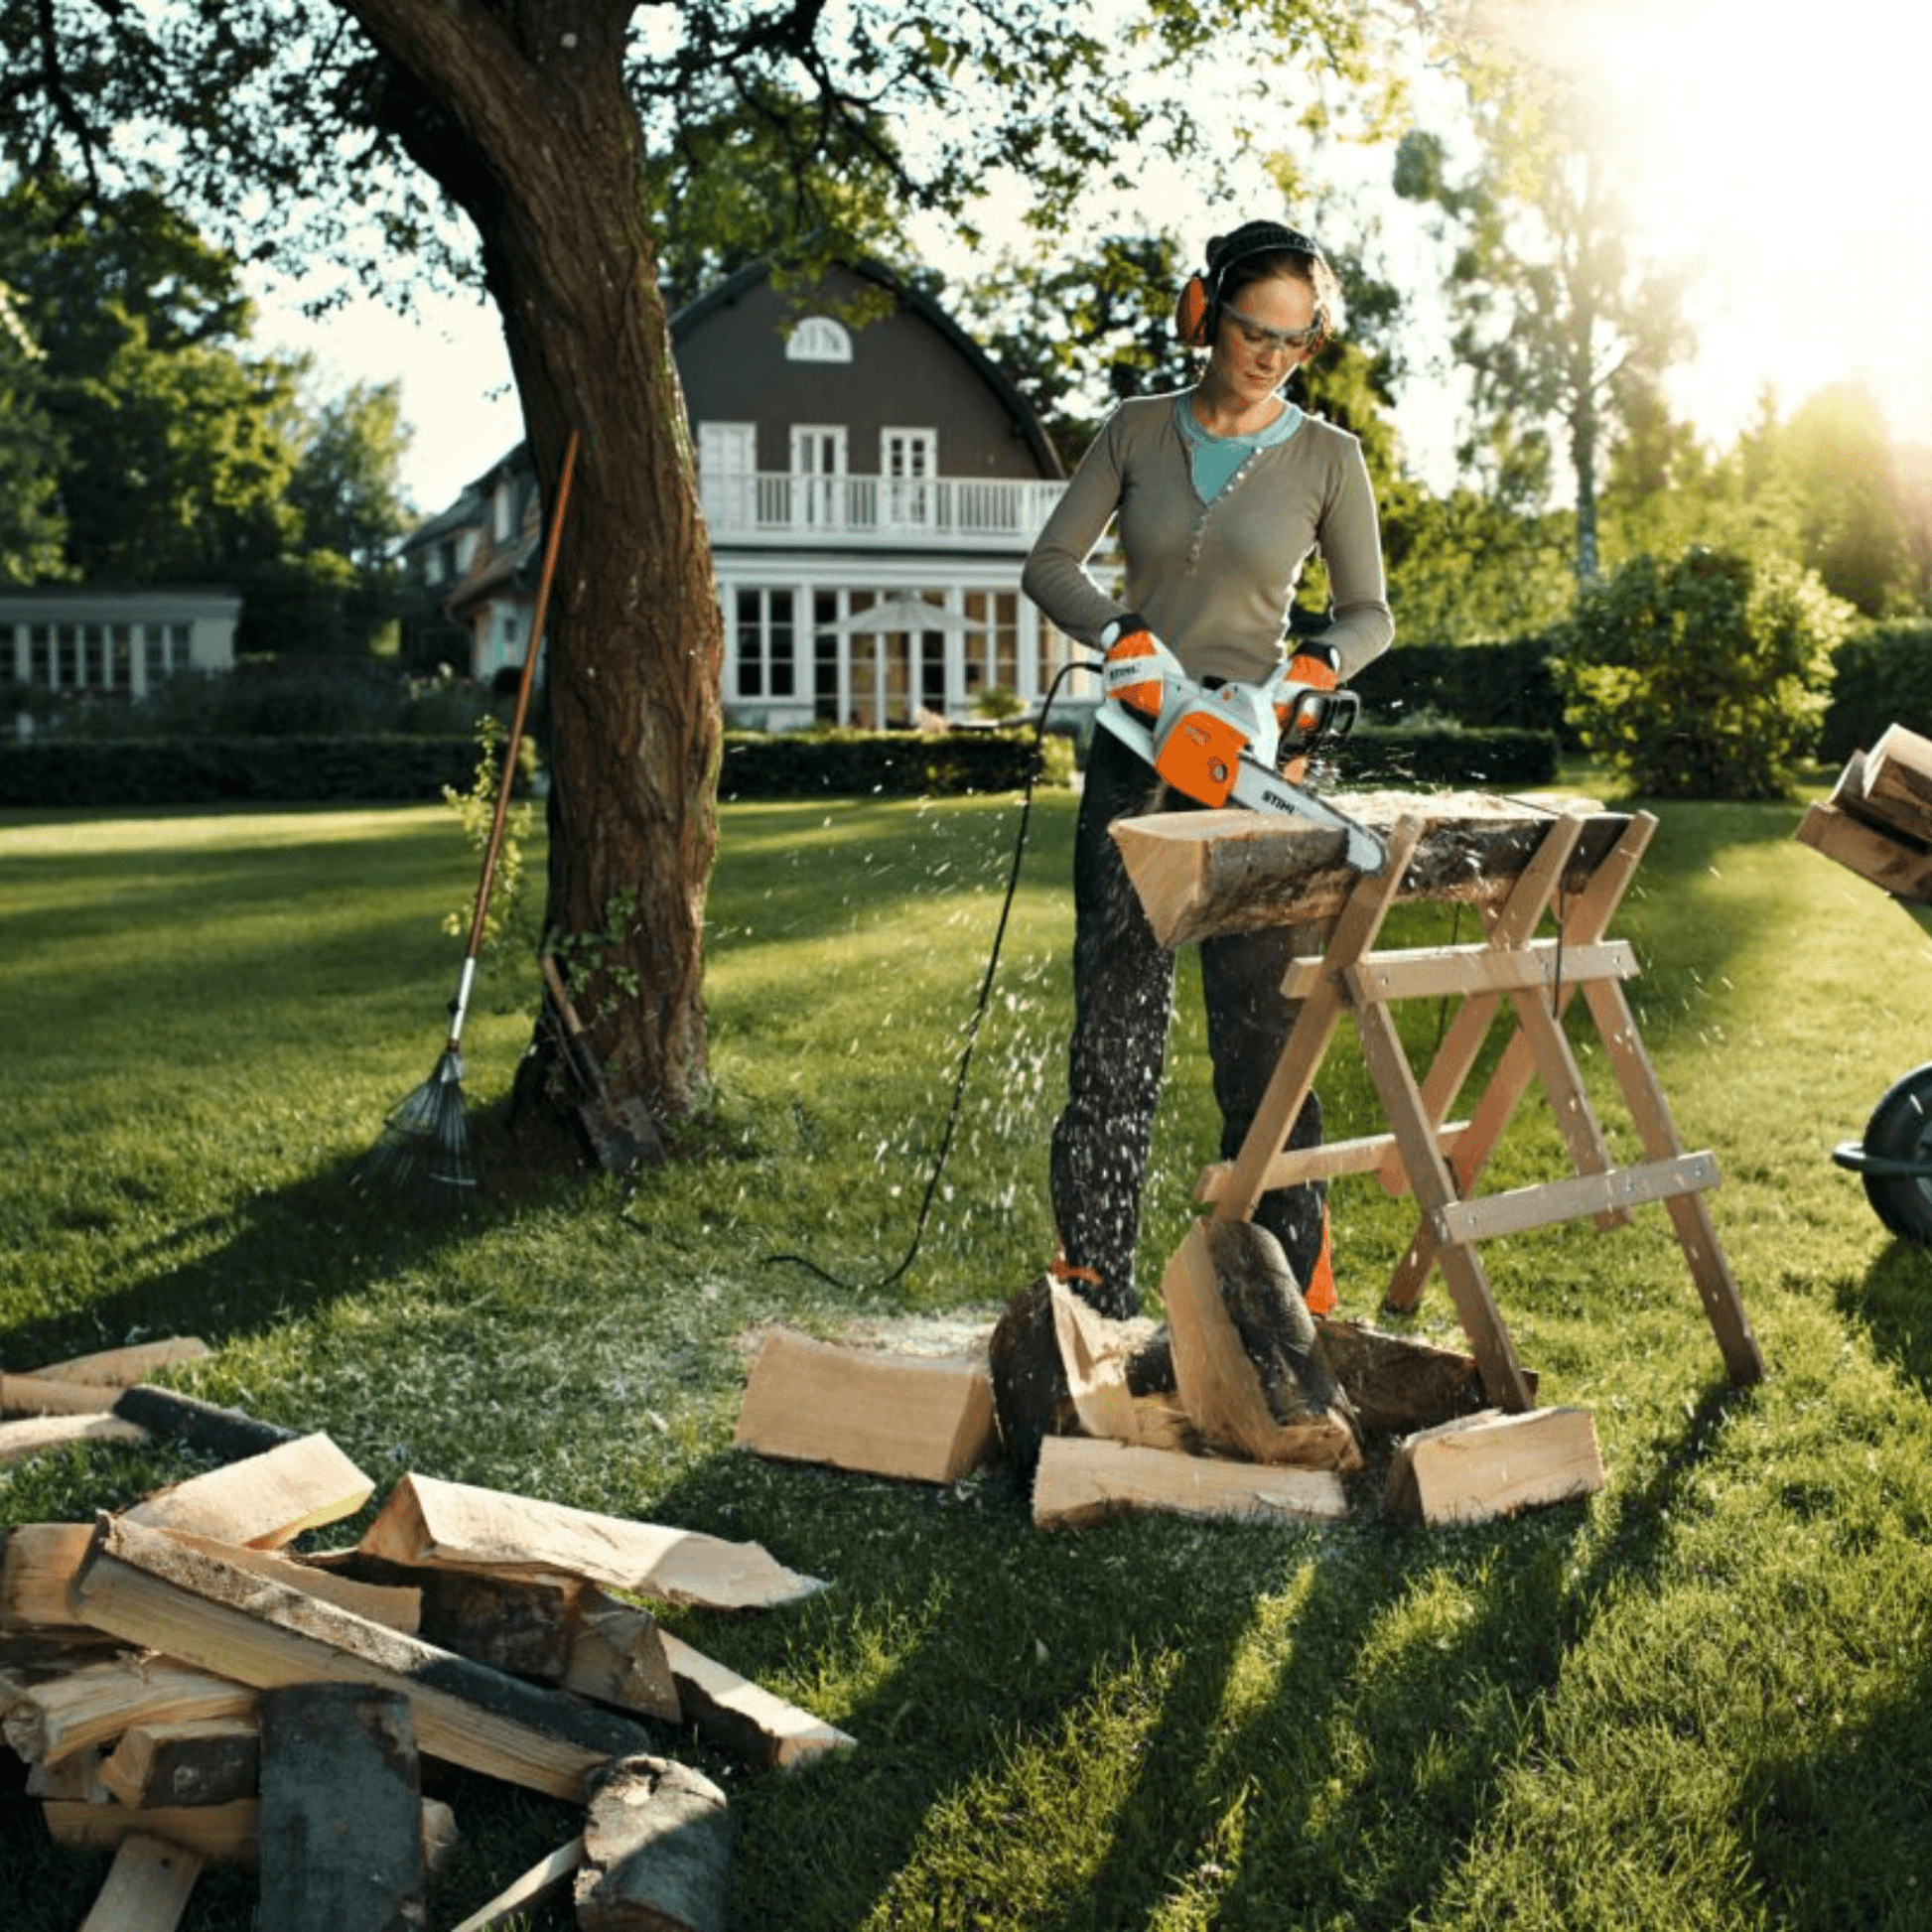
[0,585,241,703]
[403,259,1083,725]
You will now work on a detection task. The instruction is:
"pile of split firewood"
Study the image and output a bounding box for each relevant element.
[2,1336,848,1932]
[1798,721,1932,901]
[7,1229,1606,1927]
[738,1220,1605,1530]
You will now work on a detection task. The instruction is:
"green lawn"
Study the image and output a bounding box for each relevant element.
[4,780,1932,1930]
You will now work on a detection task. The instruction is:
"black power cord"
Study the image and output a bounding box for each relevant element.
[763,659,1088,1294]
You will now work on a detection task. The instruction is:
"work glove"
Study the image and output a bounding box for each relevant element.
[1284,639,1340,692]
[1099,612,1165,721]
[1277,640,1343,781]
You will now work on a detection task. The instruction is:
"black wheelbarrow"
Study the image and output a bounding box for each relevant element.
[1835,1062,1932,1242]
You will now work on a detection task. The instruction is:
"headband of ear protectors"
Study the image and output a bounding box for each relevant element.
[1173,219,1330,353]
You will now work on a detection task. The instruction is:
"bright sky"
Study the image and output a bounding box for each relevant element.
[1508,0,1932,453]
[249,0,1932,513]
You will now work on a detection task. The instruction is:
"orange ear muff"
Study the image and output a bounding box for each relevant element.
[1173,273,1213,348]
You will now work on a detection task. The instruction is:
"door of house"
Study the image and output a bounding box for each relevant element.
[790,426,847,531]
[883,429,937,532]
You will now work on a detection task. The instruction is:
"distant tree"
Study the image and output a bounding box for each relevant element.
[958,232,1196,459]
[1394,67,1691,583]
[0,282,65,583]
[1772,379,1923,618]
[285,377,415,651]
[289,378,414,576]
[1,181,420,650]
[1381,483,1575,644]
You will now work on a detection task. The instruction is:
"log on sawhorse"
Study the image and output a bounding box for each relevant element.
[1113,793,1765,1413]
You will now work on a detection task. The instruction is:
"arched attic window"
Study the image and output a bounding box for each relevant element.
[785,316,853,363]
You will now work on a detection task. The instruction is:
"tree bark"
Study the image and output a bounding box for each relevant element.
[345,0,723,1120]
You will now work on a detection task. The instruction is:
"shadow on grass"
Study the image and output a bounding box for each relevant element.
[1746,1660,1932,1927]
[0,1098,592,1378]
[620,1378,1747,1932]
[1834,1236,1932,1394]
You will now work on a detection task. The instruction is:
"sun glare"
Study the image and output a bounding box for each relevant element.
[1578,0,1932,447]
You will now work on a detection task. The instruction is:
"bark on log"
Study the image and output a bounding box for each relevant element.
[100,1716,261,1809]
[257,1684,426,1932]
[1311,1318,1536,1440]
[108,1386,298,1462]
[574,1754,732,1932]
[1162,1222,1362,1471]
[987,1278,1175,1476]
[329,1554,582,1679]
[1111,792,1627,946]
[71,1514,654,1800]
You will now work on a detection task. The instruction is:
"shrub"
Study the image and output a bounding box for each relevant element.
[1555,546,1854,799]
[0,736,481,806]
[1821,622,1932,762]
[718,727,1073,799]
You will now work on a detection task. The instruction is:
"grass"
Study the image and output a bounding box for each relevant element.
[5,776,1932,1929]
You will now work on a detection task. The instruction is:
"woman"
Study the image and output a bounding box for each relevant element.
[1021,217,1394,1320]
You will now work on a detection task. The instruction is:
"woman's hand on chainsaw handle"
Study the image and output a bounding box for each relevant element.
[1099,612,1170,722]
[1284,639,1340,692]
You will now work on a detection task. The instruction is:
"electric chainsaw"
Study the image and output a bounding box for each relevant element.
[1094,615,1387,875]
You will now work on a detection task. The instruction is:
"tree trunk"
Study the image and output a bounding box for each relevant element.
[345,0,722,1123]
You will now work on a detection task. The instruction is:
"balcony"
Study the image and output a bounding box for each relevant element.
[698,470,1066,551]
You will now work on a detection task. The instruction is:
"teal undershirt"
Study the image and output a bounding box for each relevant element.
[1175,392,1305,501]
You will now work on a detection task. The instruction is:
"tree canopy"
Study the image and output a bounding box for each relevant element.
[1394,62,1689,582]
[0,179,414,647]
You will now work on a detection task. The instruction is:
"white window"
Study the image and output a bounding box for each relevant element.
[883,428,938,529]
[698,423,758,532]
[492,479,516,544]
[733,588,797,700]
[789,426,848,530]
[785,316,852,363]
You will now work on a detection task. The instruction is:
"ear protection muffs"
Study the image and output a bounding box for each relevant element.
[1173,219,1331,354]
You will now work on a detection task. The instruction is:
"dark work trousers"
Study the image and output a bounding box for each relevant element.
[1050,724,1328,1318]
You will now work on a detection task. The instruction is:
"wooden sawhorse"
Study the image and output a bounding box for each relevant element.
[1117,798,1765,1412]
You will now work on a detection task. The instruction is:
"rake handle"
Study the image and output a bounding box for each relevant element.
[461,426,581,969]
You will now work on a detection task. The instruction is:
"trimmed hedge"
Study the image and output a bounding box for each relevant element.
[1340,725,1560,791]
[1822,624,1932,761]
[0,717,1553,810]
[0,736,481,808]
[1350,638,1572,744]
[719,728,1075,799]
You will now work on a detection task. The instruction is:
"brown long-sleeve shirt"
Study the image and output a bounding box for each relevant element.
[1022,392,1394,685]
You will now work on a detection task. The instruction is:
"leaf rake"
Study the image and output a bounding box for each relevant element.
[361,427,581,1202]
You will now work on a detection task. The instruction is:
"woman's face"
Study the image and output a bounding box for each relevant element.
[1209,271,1318,403]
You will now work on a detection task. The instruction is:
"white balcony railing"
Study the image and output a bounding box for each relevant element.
[699,471,1066,550]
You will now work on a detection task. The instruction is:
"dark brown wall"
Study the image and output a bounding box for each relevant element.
[677,268,1050,480]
